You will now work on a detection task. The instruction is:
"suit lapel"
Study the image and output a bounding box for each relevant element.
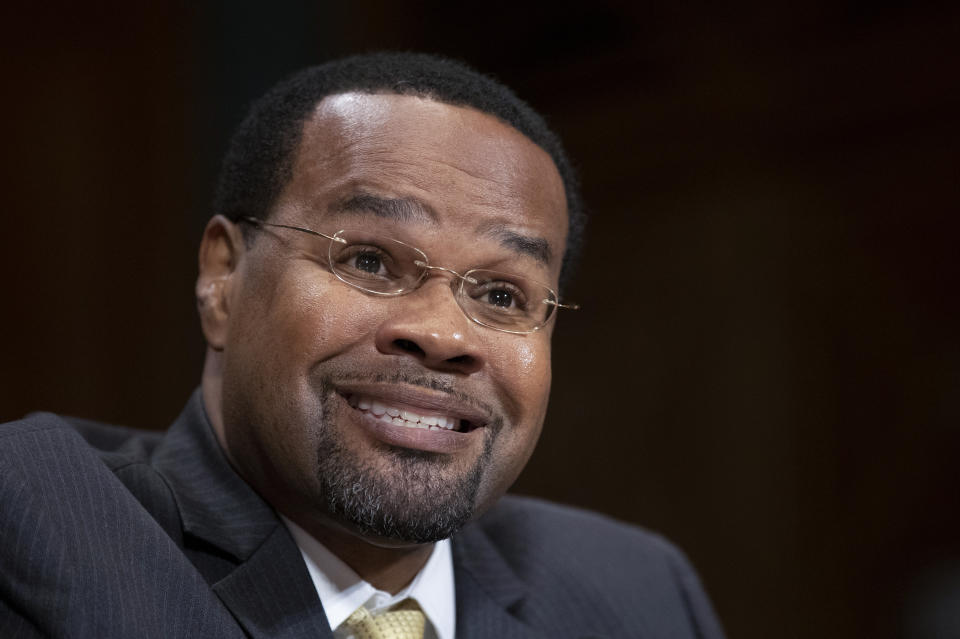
[212,524,333,639]
[452,524,548,639]
[152,390,331,638]
[152,389,277,559]
[453,516,614,639]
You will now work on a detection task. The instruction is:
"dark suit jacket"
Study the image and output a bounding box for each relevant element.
[0,390,724,638]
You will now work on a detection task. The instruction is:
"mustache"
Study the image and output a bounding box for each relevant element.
[322,369,497,418]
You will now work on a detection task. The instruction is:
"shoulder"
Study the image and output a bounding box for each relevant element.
[0,412,112,476]
[0,413,237,638]
[0,412,175,531]
[475,495,684,579]
[0,411,161,460]
[463,495,726,638]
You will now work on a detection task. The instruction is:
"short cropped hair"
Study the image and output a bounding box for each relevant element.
[213,52,584,288]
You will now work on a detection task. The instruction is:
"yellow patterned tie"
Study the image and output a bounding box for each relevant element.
[343,599,426,639]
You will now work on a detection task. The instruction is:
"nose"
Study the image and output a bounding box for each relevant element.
[373,278,485,375]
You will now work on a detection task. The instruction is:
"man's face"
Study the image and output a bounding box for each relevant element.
[211,92,568,544]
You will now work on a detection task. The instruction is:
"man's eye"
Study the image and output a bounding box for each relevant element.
[487,289,514,308]
[473,281,527,313]
[353,252,382,274]
[337,245,394,278]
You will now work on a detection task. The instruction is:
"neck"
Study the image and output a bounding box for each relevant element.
[201,350,229,450]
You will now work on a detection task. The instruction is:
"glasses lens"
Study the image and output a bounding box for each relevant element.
[458,269,556,332]
[328,230,427,295]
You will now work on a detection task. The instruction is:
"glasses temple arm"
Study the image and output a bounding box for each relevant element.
[542,299,581,310]
[239,216,347,244]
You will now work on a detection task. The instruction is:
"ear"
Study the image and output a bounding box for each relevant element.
[196,215,245,351]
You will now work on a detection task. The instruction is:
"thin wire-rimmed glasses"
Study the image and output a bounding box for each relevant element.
[238,216,579,334]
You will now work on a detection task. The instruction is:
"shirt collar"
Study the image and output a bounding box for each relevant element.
[282,516,456,639]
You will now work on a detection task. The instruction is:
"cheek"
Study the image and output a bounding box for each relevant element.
[252,267,383,370]
[223,268,387,484]
[476,337,552,510]
[511,337,552,414]
[487,335,552,465]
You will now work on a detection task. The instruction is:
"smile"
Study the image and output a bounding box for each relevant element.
[332,380,493,454]
[347,395,462,432]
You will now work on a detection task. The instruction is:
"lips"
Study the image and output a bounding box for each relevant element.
[347,394,464,431]
[334,382,491,454]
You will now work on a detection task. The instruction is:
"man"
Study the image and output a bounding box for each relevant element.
[0,53,724,638]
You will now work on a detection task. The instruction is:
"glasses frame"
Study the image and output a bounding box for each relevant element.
[238,216,579,334]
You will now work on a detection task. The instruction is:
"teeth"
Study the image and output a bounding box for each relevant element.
[349,395,458,431]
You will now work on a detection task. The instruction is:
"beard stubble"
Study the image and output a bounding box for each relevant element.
[311,379,499,543]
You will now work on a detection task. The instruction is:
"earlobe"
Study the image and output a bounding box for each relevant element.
[196,215,243,351]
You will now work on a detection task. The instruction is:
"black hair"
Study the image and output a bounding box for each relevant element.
[213,52,584,288]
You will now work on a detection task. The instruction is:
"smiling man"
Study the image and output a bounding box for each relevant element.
[0,54,724,638]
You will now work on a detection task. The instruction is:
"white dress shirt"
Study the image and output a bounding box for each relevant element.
[282,516,456,639]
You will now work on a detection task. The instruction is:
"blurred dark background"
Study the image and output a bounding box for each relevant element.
[1,2,958,637]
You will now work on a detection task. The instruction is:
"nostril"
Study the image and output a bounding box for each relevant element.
[393,339,425,356]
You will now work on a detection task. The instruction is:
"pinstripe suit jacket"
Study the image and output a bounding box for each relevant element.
[0,390,724,638]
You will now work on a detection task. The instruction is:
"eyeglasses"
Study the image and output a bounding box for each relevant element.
[238,216,579,334]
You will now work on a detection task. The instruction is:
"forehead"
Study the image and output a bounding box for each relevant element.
[275,92,569,280]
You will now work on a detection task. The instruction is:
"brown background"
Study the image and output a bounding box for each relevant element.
[1,2,958,638]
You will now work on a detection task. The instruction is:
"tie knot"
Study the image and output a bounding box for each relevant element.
[343,599,426,639]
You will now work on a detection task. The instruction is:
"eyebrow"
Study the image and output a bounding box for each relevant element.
[484,226,553,266]
[330,192,553,265]
[330,193,438,223]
